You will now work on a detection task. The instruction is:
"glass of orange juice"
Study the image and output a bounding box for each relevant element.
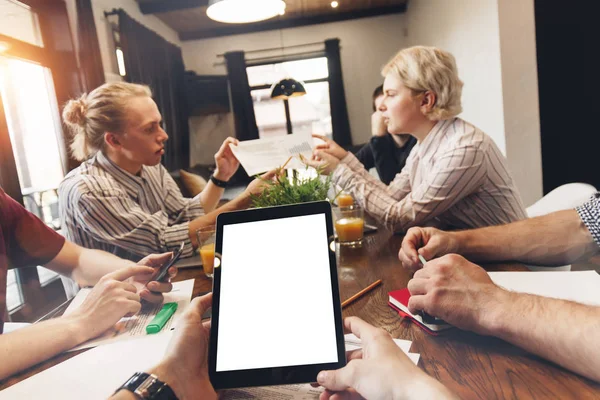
[336,192,354,207]
[332,205,364,248]
[196,227,216,278]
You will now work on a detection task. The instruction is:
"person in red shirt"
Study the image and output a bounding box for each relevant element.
[0,187,174,380]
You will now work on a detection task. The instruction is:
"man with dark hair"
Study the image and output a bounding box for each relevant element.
[354,85,417,185]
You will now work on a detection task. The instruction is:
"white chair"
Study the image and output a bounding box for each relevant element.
[525,183,597,271]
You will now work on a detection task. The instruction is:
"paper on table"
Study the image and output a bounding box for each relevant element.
[344,333,420,365]
[229,132,315,176]
[0,327,420,400]
[0,332,174,400]
[63,279,194,351]
[488,271,600,306]
[219,334,420,399]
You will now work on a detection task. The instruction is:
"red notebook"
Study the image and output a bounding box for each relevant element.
[388,288,453,335]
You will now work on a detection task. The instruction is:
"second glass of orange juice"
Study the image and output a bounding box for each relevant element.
[196,227,216,278]
[333,205,364,247]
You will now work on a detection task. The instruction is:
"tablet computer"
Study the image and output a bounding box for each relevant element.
[209,201,347,390]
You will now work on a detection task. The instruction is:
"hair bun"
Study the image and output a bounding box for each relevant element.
[63,96,88,127]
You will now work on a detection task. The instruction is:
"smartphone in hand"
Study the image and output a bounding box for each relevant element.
[148,242,185,285]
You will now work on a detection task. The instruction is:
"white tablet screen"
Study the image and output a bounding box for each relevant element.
[216,213,338,372]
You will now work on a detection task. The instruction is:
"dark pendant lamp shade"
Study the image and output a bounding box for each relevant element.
[270,78,307,99]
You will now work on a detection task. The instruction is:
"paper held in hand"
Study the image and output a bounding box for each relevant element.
[229,132,315,176]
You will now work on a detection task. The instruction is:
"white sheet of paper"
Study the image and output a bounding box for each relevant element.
[344,333,420,365]
[488,271,600,306]
[0,332,174,400]
[229,132,315,176]
[63,279,194,351]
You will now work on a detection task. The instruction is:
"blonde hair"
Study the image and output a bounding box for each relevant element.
[62,82,152,161]
[382,46,463,120]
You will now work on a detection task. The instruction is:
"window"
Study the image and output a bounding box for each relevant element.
[1,0,68,319]
[0,0,42,46]
[247,57,333,139]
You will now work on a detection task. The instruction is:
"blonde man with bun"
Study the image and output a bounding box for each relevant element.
[59,82,271,262]
[306,46,526,232]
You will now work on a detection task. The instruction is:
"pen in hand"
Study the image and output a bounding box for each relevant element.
[416,254,443,324]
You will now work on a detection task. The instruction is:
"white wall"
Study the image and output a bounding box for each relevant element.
[182,13,410,146]
[497,0,543,206]
[65,0,181,82]
[403,0,542,206]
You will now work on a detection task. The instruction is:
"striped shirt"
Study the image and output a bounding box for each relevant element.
[59,152,204,261]
[332,118,527,232]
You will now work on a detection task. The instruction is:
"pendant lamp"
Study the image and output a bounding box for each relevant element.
[270,78,307,100]
[207,0,286,24]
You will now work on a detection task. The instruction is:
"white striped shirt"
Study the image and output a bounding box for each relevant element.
[59,152,204,260]
[332,118,527,232]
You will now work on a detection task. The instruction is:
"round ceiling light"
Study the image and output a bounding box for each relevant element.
[207,0,286,24]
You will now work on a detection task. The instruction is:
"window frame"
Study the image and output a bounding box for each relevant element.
[247,55,331,136]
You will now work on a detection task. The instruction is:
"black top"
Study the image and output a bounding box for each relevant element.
[354,134,417,185]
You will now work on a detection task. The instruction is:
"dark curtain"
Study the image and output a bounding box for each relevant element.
[224,51,259,142]
[325,38,352,148]
[224,51,257,183]
[76,0,104,91]
[118,10,190,171]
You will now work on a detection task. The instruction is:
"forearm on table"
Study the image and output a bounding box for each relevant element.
[189,192,251,247]
[0,315,88,380]
[45,242,134,287]
[483,290,600,382]
[454,210,598,265]
[199,181,225,213]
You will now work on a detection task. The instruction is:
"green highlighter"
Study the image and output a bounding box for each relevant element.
[146,302,178,334]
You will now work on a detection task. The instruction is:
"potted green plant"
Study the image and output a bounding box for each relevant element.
[249,158,335,208]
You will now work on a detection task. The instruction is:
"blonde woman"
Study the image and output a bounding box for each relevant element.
[307,46,526,232]
[59,82,270,261]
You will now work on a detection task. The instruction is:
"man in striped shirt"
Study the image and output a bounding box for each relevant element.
[307,46,526,232]
[59,82,271,262]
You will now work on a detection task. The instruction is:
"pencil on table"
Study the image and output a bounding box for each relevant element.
[342,279,382,309]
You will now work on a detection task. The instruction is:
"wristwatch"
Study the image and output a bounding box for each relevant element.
[210,174,228,188]
[115,372,178,399]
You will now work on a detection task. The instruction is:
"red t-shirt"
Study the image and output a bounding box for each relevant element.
[0,188,65,334]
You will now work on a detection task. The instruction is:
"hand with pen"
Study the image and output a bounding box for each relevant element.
[398,226,460,272]
[302,134,347,175]
[400,227,508,335]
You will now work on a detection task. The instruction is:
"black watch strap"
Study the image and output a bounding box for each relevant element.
[210,174,228,188]
[116,372,178,400]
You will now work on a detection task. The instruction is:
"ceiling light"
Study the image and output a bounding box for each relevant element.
[270,78,307,100]
[207,0,286,24]
[331,1,339,8]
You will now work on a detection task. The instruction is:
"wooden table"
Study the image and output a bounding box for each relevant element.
[2,227,600,398]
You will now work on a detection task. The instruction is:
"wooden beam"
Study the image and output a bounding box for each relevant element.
[179,4,407,41]
[0,33,48,66]
[139,0,208,15]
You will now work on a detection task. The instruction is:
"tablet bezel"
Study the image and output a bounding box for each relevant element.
[208,201,346,390]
